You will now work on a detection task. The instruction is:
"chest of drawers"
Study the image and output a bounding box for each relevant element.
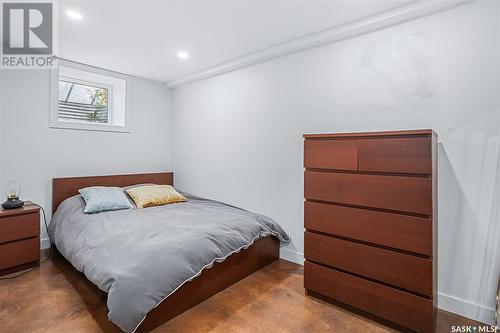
[0,202,40,276]
[304,129,437,332]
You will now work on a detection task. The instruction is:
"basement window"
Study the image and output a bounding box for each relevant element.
[50,60,131,132]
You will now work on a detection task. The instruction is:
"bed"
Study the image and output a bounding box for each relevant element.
[50,172,289,333]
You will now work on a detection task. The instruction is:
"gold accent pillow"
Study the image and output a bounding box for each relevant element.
[126,185,186,209]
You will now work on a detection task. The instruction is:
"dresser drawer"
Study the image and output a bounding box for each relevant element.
[358,137,432,174]
[0,211,40,244]
[304,201,432,255]
[0,237,39,270]
[305,232,432,296]
[304,171,432,215]
[304,140,357,170]
[304,261,433,332]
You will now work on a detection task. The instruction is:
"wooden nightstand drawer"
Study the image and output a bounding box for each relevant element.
[0,238,40,270]
[0,211,40,244]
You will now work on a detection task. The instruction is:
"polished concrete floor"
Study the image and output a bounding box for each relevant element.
[0,254,482,333]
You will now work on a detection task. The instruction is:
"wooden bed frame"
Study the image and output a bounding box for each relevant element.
[52,172,280,332]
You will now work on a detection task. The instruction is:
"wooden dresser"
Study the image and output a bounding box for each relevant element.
[0,202,40,276]
[303,129,437,332]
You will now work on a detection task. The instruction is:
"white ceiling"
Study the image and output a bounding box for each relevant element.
[58,1,412,84]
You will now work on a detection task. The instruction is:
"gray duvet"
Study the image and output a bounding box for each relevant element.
[49,193,290,332]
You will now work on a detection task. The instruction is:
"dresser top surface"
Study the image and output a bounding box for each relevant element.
[303,129,436,139]
[0,201,38,217]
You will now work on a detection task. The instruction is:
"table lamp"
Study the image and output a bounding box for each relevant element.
[2,180,24,209]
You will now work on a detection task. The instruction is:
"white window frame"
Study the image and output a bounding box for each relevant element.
[50,59,131,133]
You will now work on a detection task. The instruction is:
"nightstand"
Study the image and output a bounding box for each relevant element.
[0,201,40,276]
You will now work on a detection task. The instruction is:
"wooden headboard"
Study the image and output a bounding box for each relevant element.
[52,172,173,213]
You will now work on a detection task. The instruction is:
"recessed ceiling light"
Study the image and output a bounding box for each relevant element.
[177,51,189,60]
[67,10,83,20]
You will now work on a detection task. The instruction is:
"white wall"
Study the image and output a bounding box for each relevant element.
[1,69,173,247]
[171,1,500,324]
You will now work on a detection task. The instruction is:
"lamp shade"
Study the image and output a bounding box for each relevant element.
[6,180,21,199]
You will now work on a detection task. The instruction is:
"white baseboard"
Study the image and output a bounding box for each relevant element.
[40,237,51,250]
[278,250,496,325]
[280,248,304,265]
[438,292,496,325]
